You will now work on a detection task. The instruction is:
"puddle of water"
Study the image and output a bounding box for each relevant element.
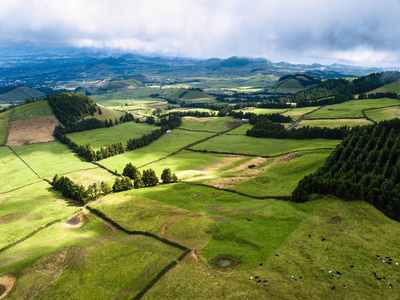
[67,217,80,225]
[0,285,6,296]
[217,260,232,268]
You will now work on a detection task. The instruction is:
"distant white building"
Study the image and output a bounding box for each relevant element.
[241,119,249,122]
[165,130,171,134]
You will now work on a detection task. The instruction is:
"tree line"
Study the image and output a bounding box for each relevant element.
[292,118,400,221]
[246,118,350,140]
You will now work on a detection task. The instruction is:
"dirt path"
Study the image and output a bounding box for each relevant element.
[190,249,199,263]
[159,214,184,235]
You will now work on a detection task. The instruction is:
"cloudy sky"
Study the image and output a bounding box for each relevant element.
[0,0,399,66]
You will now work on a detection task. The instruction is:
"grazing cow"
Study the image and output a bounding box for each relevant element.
[259,263,263,266]
[390,284,393,289]
[376,255,380,258]
[325,247,328,250]
[250,277,253,280]
[337,275,341,278]
[294,278,298,281]
[321,268,325,271]
[373,271,377,277]
[328,270,332,273]
[257,280,261,283]
[278,265,282,268]
[343,285,347,288]
[387,262,392,265]
[322,238,326,241]
[287,261,292,264]
[299,276,303,279]
[336,271,342,275]
[314,275,318,278]
[383,276,386,280]
[396,262,399,265]
[377,277,382,280]
[350,265,354,268]
[308,234,311,237]
[331,286,336,290]
[389,259,393,261]
[255,276,259,279]
[264,282,268,286]
[275,253,279,256]
[291,276,294,279]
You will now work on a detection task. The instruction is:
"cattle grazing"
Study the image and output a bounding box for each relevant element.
[255,276,259,279]
[343,285,347,288]
[390,284,393,289]
[257,280,261,283]
[322,238,326,241]
[321,268,325,271]
[259,263,263,266]
[350,265,354,268]
[278,265,282,268]
[275,253,279,257]
[308,234,311,237]
[331,286,336,289]
[314,275,318,278]
[336,271,342,275]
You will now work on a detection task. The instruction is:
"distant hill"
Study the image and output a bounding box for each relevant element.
[219,56,272,68]
[167,88,212,100]
[266,74,322,93]
[97,57,127,66]
[0,86,46,104]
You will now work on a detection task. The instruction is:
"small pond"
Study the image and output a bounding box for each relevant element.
[0,285,6,296]
[67,217,80,225]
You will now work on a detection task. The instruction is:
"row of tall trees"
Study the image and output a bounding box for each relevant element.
[292,119,400,221]
[52,175,112,204]
[246,118,350,140]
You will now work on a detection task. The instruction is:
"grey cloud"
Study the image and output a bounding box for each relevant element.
[0,0,399,66]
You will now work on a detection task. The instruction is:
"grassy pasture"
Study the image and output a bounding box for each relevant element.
[180,116,238,132]
[364,106,400,122]
[282,106,320,121]
[226,150,332,197]
[368,79,400,94]
[12,100,54,121]
[82,105,125,121]
[190,135,340,156]
[12,142,94,180]
[0,146,40,192]
[0,108,13,145]
[134,150,245,178]
[145,198,400,300]
[306,98,400,119]
[64,167,116,188]
[296,118,373,128]
[0,183,77,249]
[100,129,214,173]
[67,122,157,151]
[225,123,253,135]
[32,234,182,300]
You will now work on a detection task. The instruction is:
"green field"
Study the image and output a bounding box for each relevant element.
[364,106,400,122]
[191,134,340,156]
[0,182,77,249]
[82,105,125,121]
[306,98,400,119]
[226,150,332,197]
[296,118,373,128]
[0,146,41,192]
[0,108,13,145]
[180,116,238,132]
[226,123,253,135]
[145,198,400,300]
[12,100,54,121]
[368,79,400,94]
[67,122,157,151]
[11,142,95,180]
[100,129,215,173]
[282,106,320,121]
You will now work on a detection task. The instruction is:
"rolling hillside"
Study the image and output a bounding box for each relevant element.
[0,86,46,104]
[267,74,322,93]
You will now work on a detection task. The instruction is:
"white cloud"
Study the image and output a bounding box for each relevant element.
[0,0,400,66]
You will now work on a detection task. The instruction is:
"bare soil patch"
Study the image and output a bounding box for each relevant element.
[0,275,16,299]
[224,157,268,173]
[6,116,60,146]
[328,216,342,224]
[64,212,86,229]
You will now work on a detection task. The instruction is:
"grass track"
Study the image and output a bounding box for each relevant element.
[191,135,340,156]
[0,109,13,145]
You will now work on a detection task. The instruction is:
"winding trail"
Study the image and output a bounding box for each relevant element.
[159,213,185,236]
